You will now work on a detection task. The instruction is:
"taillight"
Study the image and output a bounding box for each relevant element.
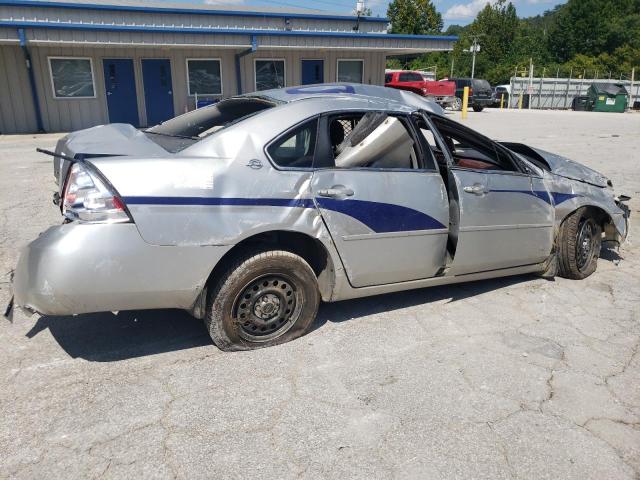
[62,163,130,224]
[468,88,473,96]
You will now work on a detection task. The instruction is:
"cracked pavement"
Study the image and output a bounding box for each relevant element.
[1,110,639,479]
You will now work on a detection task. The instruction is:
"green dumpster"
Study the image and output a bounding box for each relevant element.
[587,83,629,113]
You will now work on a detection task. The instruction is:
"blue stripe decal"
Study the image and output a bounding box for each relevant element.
[490,189,551,204]
[489,189,580,206]
[123,196,315,208]
[123,196,446,234]
[315,198,446,233]
[551,192,581,205]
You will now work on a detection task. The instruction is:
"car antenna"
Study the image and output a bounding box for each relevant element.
[36,148,80,162]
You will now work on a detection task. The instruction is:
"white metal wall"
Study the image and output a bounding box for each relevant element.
[509,77,639,110]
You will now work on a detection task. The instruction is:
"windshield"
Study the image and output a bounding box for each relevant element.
[144,97,276,152]
[472,79,491,90]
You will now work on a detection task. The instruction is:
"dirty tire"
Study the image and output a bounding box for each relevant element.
[205,250,320,351]
[557,207,602,280]
[472,105,484,112]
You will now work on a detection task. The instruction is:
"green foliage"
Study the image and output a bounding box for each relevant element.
[387,0,639,85]
[387,0,443,34]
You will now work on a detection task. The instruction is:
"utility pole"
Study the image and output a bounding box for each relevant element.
[470,37,480,79]
[630,67,635,110]
[450,57,454,78]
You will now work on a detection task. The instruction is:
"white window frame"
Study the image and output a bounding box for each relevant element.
[185,58,223,96]
[336,59,364,83]
[254,58,286,92]
[48,56,96,100]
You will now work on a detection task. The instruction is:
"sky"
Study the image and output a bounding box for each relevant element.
[185,0,566,26]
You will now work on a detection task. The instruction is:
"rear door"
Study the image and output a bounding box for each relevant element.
[471,79,493,102]
[310,111,449,287]
[427,115,554,274]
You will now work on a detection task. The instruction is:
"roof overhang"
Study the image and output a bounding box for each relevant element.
[0,22,457,53]
[0,0,391,23]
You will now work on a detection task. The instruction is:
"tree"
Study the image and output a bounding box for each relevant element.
[549,0,640,62]
[387,0,443,34]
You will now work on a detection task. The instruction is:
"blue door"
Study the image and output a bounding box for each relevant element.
[141,59,174,126]
[301,60,324,85]
[103,59,139,126]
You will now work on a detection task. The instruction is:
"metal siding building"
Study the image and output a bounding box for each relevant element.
[0,0,456,133]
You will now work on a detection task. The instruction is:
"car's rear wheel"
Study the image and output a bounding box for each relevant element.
[557,207,602,280]
[452,97,463,111]
[473,105,484,112]
[205,250,320,351]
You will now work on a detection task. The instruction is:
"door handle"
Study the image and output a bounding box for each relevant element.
[463,184,488,195]
[317,185,354,198]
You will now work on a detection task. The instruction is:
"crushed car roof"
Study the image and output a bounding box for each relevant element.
[243,83,445,115]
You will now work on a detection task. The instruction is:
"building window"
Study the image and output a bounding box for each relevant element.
[337,59,364,83]
[255,59,285,91]
[186,59,222,96]
[48,57,95,98]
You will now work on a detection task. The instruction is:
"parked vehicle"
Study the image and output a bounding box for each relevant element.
[8,84,630,351]
[572,96,593,111]
[385,70,456,109]
[492,85,511,107]
[449,77,494,111]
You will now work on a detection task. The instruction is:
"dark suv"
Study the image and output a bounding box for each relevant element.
[449,78,493,112]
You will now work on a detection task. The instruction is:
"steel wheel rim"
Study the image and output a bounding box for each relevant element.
[233,274,302,342]
[576,218,596,271]
[453,97,462,110]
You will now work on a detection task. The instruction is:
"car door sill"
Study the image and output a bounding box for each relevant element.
[331,262,545,301]
[342,228,449,241]
[459,223,553,232]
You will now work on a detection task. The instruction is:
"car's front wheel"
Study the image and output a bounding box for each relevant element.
[205,250,320,351]
[452,97,463,111]
[557,207,602,280]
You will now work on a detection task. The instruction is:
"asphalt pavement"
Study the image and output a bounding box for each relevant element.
[1,109,638,479]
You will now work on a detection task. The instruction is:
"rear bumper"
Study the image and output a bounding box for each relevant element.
[471,97,494,107]
[13,223,231,316]
[431,95,456,105]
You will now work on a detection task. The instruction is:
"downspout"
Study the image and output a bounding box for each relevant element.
[235,35,257,95]
[17,28,44,132]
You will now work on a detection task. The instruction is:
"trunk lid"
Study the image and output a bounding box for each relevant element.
[54,123,169,194]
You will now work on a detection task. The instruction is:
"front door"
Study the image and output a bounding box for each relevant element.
[428,115,554,275]
[102,59,139,126]
[311,112,449,288]
[141,59,174,126]
[301,60,324,85]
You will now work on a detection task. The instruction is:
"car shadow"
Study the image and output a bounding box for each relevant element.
[600,245,624,263]
[25,274,538,362]
[26,309,213,362]
[313,274,537,328]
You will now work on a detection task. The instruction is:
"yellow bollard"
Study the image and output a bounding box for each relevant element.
[518,93,523,110]
[462,86,469,119]
[500,93,504,110]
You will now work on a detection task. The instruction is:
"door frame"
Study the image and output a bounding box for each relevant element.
[301,59,325,85]
[140,57,175,127]
[101,57,140,126]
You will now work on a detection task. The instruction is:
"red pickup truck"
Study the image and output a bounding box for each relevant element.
[384,71,456,109]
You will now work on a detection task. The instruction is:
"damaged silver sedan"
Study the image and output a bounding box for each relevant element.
[8,84,630,351]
